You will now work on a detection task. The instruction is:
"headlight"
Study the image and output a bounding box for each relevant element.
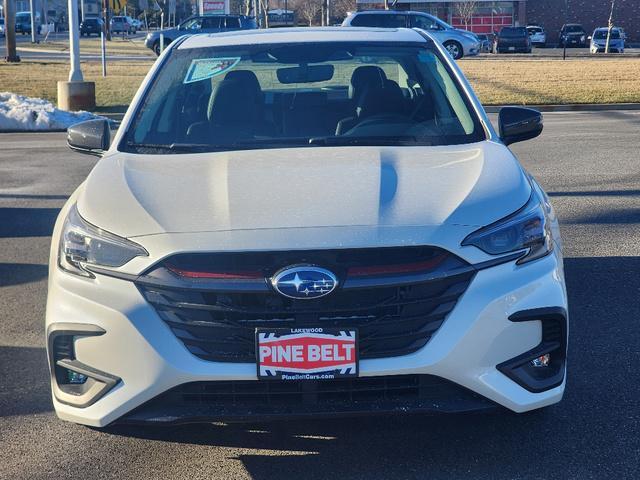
[58,204,148,277]
[462,192,553,265]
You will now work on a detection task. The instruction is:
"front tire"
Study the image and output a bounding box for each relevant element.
[153,41,161,56]
[443,41,463,60]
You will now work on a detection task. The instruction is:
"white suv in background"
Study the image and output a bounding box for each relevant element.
[342,11,480,59]
[527,25,547,47]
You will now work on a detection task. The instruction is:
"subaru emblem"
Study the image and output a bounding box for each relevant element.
[271,266,338,300]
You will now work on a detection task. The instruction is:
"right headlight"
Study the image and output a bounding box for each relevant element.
[58,204,148,277]
[462,191,553,265]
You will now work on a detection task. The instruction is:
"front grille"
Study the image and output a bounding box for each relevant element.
[121,375,495,423]
[137,247,475,363]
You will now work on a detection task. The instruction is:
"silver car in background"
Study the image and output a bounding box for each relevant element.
[342,11,480,60]
[590,27,625,53]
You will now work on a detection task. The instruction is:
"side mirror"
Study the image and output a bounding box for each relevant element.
[67,119,111,156]
[498,107,543,146]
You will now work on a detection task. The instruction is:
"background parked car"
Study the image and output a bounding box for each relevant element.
[476,33,494,52]
[559,23,587,47]
[15,11,41,35]
[494,26,532,54]
[80,17,104,37]
[0,18,5,37]
[131,18,143,30]
[527,25,546,47]
[110,16,135,35]
[590,27,625,53]
[342,10,480,60]
[144,15,257,55]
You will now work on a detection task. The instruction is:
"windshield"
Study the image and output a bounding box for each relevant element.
[16,13,30,21]
[122,42,485,154]
[594,30,621,40]
[500,27,526,37]
[565,25,584,33]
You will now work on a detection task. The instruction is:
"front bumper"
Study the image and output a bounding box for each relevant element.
[47,246,567,427]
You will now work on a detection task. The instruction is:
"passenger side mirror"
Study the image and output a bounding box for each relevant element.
[498,107,543,146]
[67,119,111,156]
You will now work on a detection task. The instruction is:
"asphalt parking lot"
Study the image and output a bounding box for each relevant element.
[1,111,639,479]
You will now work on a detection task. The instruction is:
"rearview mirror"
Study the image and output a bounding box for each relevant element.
[498,107,543,146]
[277,64,334,84]
[67,119,111,156]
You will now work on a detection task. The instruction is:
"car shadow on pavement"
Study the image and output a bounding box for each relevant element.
[0,263,48,287]
[0,207,60,238]
[98,256,640,478]
[0,346,52,417]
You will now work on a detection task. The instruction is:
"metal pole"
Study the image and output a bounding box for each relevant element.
[101,31,106,76]
[80,0,85,21]
[68,0,83,81]
[605,0,615,54]
[29,0,37,43]
[3,0,20,62]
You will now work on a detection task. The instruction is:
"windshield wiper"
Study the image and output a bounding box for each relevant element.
[308,135,422,147]
[125,139,310,153]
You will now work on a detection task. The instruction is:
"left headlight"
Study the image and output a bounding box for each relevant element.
[462,191,553,265]
[58,204,148,277]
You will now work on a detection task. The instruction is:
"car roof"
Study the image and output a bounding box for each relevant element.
[353,10,431,15]
[179,27,428,50]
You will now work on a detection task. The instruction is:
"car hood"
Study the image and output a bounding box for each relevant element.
[77,142,531,239]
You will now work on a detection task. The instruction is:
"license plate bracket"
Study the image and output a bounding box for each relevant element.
[256,328,358,380]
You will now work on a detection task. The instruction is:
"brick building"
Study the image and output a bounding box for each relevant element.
[355,0,640,44]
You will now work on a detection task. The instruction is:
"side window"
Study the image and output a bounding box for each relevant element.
[411,16,438,30]
[351,14,405,28]
[379,14,407,28]
[351,14,378,27]
[224,17,241,29]
[201,17,221,29]
[183,18,202,30]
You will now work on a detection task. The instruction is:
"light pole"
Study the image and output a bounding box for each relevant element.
[29,0,37,43]
[3,0,20,62]
[57,0,96,110]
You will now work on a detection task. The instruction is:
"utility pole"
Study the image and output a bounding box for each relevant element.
[3,0,20,62]
[605,0,615,54]
[29,0,37,43]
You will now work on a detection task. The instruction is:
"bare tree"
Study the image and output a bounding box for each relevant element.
[331,0,355,21]
[294,0,320,26]
[259,0,270,27]
[454,1,478,30]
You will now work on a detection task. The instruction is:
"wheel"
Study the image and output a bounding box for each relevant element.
[153,41,161,56]
[443,40,463,60]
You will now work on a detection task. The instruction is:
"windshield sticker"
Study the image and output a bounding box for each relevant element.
[183,57,241,84]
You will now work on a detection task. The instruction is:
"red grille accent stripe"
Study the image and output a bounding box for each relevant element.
[347,253,448,277]
[167,265,263,280]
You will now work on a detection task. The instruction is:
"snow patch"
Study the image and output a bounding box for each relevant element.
[0,92,104,131]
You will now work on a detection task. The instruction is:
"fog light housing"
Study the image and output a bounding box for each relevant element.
[497,308,567,393]
[47,324,120,408]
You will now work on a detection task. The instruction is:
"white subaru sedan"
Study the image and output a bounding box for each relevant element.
[48,27,567,428]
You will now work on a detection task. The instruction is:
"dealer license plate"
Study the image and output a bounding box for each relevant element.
[508,46,516,51]
[256,328,358,380]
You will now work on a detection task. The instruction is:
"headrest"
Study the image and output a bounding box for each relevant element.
[357,81,405,118]
[349,66,387,100]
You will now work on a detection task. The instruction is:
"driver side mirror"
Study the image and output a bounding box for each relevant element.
[67,119,111,156]
[498,107,543,146]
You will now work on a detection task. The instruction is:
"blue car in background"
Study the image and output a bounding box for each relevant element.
[145,15,257,56]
